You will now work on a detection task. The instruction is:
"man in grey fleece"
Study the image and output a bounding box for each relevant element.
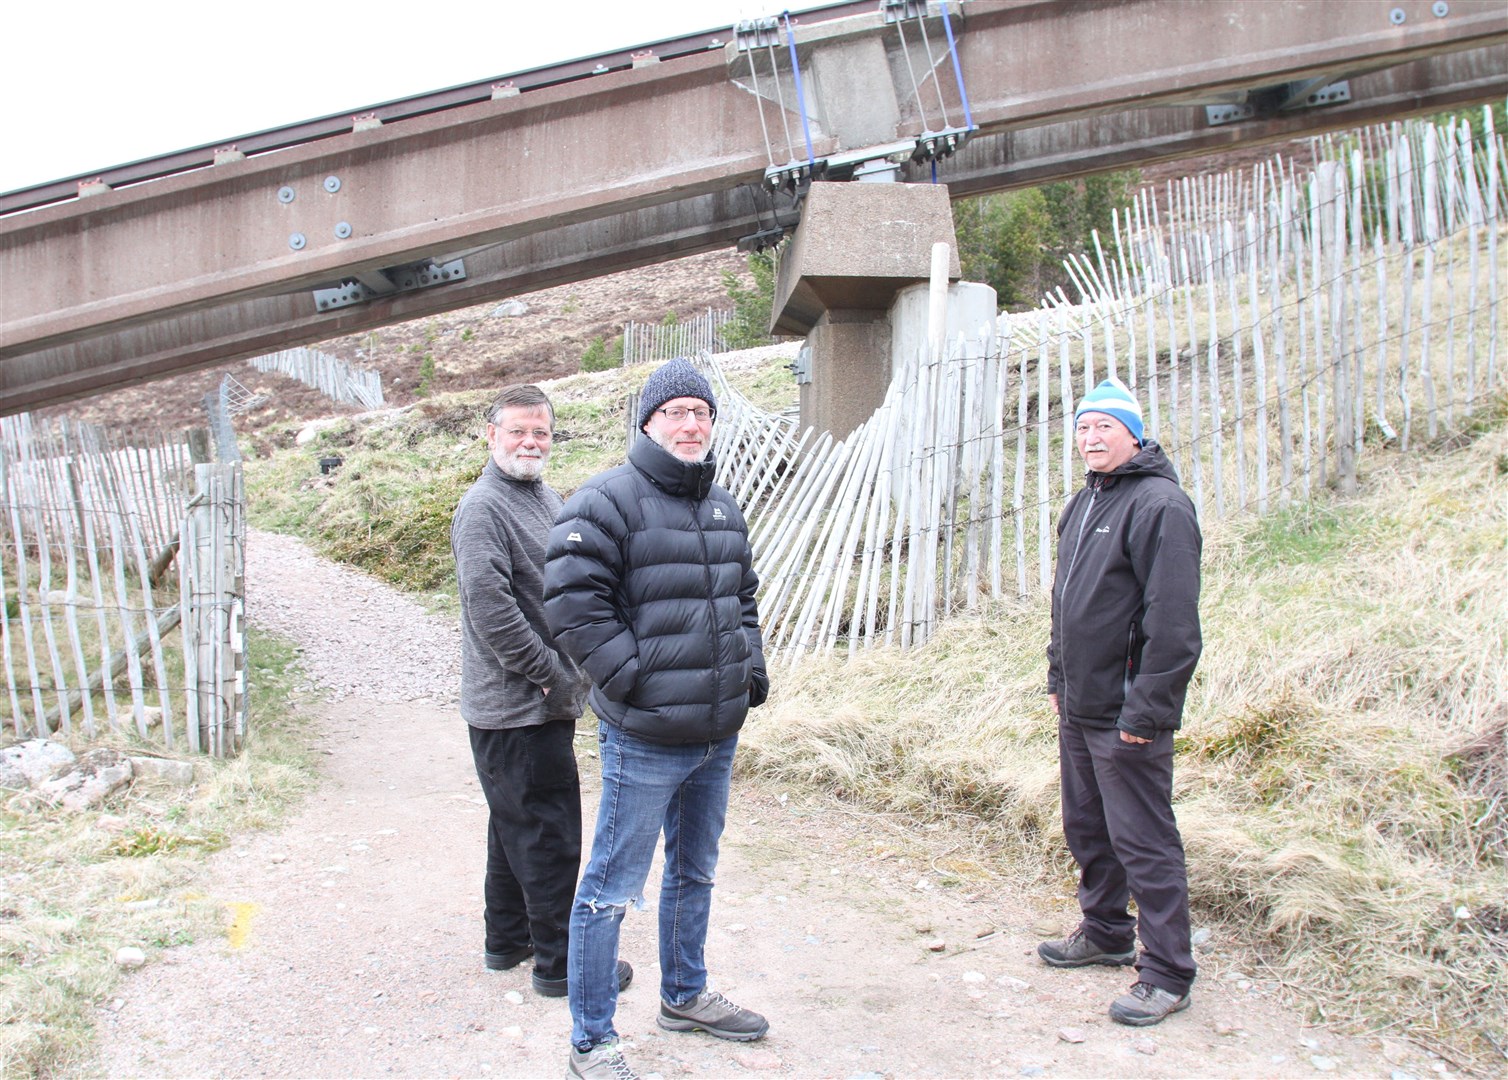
[452,384,624,998]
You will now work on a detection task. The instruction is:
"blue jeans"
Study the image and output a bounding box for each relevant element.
[569,722,737,1050]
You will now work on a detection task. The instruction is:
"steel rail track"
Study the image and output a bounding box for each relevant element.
[0,0,874,218]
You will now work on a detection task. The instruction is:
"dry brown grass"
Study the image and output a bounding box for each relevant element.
[740,414,1508,1069]
[0,631,319,1079]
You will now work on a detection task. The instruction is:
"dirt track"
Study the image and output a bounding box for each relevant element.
[85,530,1434,1079]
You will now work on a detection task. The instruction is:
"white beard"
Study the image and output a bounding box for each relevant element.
[497,449,546,480]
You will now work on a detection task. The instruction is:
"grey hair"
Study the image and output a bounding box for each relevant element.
[487,384,554,426]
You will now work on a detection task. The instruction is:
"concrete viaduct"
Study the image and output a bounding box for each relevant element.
[1,0,1504,416]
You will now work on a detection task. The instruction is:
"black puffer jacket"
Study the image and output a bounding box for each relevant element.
[543,434,768,745]
[1047,441,1202,739]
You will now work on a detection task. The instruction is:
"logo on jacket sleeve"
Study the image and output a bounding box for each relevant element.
[567,531,583,542]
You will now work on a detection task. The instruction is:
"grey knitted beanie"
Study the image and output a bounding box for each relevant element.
[636,357,717,430]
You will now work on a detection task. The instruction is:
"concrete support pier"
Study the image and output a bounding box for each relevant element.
[772,182,962,440]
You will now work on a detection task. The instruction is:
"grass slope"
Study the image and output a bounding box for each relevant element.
[247,359,1505,1067]
[741,410,1507,1067]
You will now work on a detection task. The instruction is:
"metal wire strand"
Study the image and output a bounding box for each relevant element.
[766,42,798,163]
[893,17,934,134]
[783,10,818,166]
[913,9,954,130]
[746,47,776,167]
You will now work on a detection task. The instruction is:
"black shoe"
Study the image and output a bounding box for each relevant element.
[484,944,534,971]
[1037,927,1136,968]
[532,959,633,999]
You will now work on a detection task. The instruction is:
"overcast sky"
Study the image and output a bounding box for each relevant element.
[1,0,796,193]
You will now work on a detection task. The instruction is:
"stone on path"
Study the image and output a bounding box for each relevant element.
[733,1047,782,1070]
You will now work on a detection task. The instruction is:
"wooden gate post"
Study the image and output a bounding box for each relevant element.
[182,463,245,755]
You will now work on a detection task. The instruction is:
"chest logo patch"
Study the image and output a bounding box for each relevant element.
[1094,526,1110,534]
[713,507,726,520]
[567,531,583,542]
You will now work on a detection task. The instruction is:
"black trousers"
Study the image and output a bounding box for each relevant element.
[469,718,582,979]
[1058,718,1196,996]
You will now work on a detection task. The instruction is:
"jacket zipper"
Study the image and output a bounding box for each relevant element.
[693,496,721,740]
[1055,484,1098,719]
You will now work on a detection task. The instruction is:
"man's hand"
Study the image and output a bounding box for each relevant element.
[1048,693,1059,716]
[1119,730,1150,744]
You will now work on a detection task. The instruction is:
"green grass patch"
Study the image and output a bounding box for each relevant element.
[243,354,798,593]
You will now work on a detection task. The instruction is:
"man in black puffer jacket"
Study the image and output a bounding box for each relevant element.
[545,358,769,1080]
[1039,376,1203,1030]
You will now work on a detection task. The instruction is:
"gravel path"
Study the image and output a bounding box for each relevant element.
[244,528,462,705]
[84,530,1425,1079]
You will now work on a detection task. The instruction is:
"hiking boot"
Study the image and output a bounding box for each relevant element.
[567,1039,639,1080]
[658,989,769,1041]
[1037,927,1136,968]
[1109,981,1192,1026]
[484,944,533,971]
[533,959,633,999]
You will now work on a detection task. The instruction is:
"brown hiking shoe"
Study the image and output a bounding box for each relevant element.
[1109,981,1192,1026]
[658,989,769,1041]
[1037,927,1136,968]
[567,1039,639,1080]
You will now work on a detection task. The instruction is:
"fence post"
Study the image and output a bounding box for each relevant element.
[183,463,245,756]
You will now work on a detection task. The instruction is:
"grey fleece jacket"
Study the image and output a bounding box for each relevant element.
[451,459,586,729]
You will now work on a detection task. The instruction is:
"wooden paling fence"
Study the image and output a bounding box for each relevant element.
[698,111,1504,665]
[622,308,735,366]
[251,347,385,409]
[0,415,245,754]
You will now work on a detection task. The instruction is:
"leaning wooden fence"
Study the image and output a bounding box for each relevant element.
[622,308,735,366]
[700,111,1504,664]
[251,346,385,409]
[0,415,245,754]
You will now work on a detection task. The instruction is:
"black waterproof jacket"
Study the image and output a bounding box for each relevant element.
[1047,441,1202,739]
[543,434,768,745]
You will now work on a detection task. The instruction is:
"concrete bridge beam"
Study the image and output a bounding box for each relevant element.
[1,0,1503,414]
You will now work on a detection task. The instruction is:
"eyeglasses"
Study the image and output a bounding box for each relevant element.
[656,406,715,422]
[498,427,553,441]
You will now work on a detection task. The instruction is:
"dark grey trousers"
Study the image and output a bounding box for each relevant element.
[1058,718,1196,995]
[469,718,582,979]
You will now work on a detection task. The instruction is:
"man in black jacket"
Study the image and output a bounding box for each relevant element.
[1040,376,1202,1028]
[545,358,769,1080]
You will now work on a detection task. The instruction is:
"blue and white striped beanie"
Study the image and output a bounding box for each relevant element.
[1074,376,1144,445]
